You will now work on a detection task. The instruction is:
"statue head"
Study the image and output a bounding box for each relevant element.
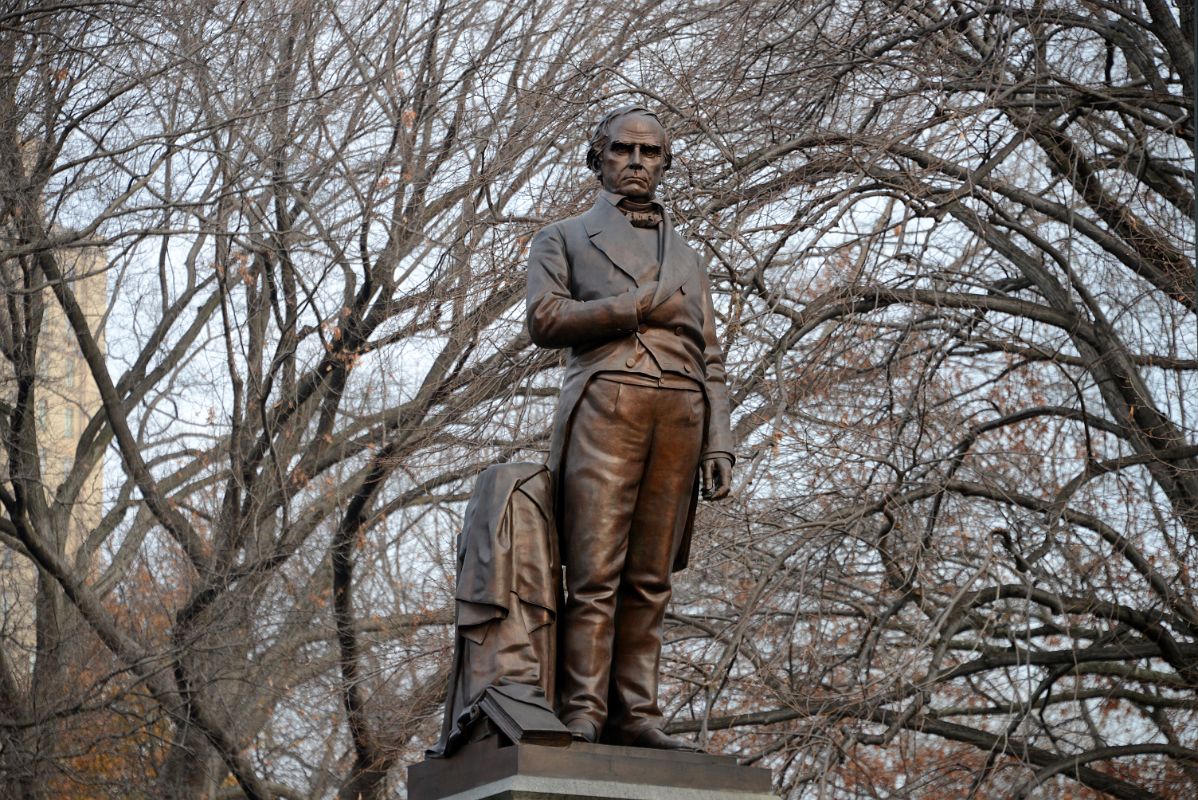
[586,105,672,200]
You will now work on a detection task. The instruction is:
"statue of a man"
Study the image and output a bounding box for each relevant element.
[526,105,734,751]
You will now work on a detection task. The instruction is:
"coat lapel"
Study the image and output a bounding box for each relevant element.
[652,212,690,309]
[582,198,658,286]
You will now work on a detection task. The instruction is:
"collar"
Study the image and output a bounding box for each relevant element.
[600,189,666,215]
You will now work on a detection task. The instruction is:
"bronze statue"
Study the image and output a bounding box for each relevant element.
[526,105,734,751]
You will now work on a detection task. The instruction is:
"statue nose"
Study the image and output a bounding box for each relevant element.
[628,145,642,166]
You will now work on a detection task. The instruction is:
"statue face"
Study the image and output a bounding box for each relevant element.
[599,113,666,200]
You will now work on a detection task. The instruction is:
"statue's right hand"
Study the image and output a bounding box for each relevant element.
[635,282,659,320]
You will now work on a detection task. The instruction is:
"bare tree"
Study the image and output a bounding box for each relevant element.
[0,0,669,796]
[0,0,1193,798]
[634,1,1196,798]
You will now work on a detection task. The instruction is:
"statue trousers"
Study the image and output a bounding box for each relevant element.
[557,376,704,741]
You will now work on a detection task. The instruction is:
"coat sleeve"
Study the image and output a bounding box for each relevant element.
[526,224,640,349]
[698,265,735,463]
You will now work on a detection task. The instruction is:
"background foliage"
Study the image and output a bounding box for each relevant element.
[0,0,1193,797]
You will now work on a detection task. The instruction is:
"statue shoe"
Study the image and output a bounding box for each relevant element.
[565,718,599,743]
[628,727,704,752]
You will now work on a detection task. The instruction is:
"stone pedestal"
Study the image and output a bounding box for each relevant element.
[408,737,775,800]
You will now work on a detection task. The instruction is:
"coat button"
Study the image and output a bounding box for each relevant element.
[682,364,692,374]
[625,357,637,368]
[674,326,684,336]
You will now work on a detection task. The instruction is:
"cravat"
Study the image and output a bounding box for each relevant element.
[618,198,662,228]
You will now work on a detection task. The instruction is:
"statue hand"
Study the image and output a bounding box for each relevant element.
[701,456,733,501]
[635,282,659,320]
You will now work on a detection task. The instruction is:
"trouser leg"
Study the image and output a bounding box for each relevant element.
[557,379,649,734]
[607,387,704,740]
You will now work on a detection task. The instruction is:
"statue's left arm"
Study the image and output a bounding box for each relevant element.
[698,265,734,500]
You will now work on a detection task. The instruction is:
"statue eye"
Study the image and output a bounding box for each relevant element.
[640,145,662,158]
[610,141,633,154]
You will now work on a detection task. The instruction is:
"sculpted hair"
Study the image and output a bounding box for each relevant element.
[585,105,673,176]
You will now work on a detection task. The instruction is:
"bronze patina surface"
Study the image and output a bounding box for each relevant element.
[526,106,734,751]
